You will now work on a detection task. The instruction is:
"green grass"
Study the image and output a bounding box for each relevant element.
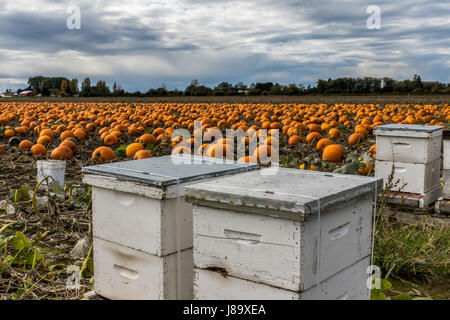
[374,214,449,281]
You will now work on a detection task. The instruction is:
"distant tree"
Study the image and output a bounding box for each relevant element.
[69,79,78,96]
[28,76,46,93]
[185,80,212,96]
[60,79,69,96]
[269,84,283,95]
[381,78,396,93]
[81,77,91,97]
[39,78,52,96]
[213,82,235,96]
[413,74,423,89]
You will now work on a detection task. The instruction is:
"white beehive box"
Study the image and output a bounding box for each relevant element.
[94,237,193,300]
[443,131,450,198]
[443,170,450,198]
[185,168,382,297]
[82,155,259,300]
[374,124,444,164]
[375,159,440,195]
[82,155,258,256]
[194,257,370,300]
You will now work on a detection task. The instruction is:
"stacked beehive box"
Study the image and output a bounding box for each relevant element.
[374,124,445,208]
[185,168,382,300]
[435,130,450,214]
[82,155,258,300]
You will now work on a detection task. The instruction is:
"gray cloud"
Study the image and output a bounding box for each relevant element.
[0,0,448,91]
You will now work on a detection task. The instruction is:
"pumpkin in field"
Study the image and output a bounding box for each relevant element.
[126,143,144,157]
[104,134,119,146]
[4,129,15,138]
[30,144,46,156]
[51,146,73,160]
[316,138,333,151]
[322,144,345,163]
[238,156,258,164]
[60,130,76,141]
[348,133,365,145]
[328,128,341,139]
[172,145,191,155]
[358,162,374,175]
[253,145,272,162]
[37,135,52,145]
[307,123,321,133]
[92,146,116,163]
[74,129,86,140]
[205,143,232,159]
[18,140,33,150]
[288,135,303,146]
[305,132,323,144]
[86,123,96,132]
[39,129,54,139]
[134,150,153,160]
[139,134,157,146]
[60,139,77,151]
[264,136,278,146]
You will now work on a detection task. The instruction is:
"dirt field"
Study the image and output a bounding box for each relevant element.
[3,94,450,105]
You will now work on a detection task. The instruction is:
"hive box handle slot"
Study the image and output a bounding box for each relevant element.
[224,229,262,245]
[113,264,139,280]
[394,166,407,173]
[117,194,136,206]
[328,222,350,240]
[392,142,410,147]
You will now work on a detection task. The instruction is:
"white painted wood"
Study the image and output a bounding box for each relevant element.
[92,186,193,256]
[444,141,450,170]
[185,168,381,220]
[93,237,193,300]
[193,194,373,292]
[386,186,442,209]
[194,256,370,300]
[375,159,440,194]
[83,174,166,199]
[443,169,450,198]
[376,135,441,164]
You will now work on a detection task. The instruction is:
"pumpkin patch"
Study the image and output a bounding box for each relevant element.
[0,101,448,174]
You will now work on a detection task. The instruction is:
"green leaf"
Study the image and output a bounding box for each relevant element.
[8,232,33,251]
[9,185,32,203]
[369,278,392,290]
[371,289,386,300]
[412,297,433,300]
[49,182,65,194]
[115,145,127,157]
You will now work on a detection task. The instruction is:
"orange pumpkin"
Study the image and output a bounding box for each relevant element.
[30,144,47,156]
[92,146,116,163]
[322,144,345,163]
[51,146,73,160]
[126,143,144,158]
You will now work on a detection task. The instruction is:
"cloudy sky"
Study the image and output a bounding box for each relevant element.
[0,0,449,91]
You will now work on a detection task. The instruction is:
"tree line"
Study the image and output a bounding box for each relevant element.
[21,75,450,97]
